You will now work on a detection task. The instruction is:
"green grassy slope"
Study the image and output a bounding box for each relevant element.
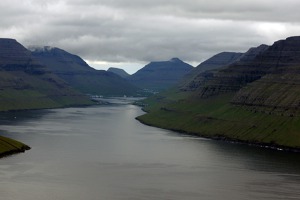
[0,135,30,158]
[137,37,300,150]
[0,71,94,112]
[137,91,300,149]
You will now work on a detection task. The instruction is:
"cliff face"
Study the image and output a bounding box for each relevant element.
[128,58,193,91]
[231,37,300,114]
[184,37,300,113]
[182,44,270,97]
[0,38,92,111]
[31,47,139,96]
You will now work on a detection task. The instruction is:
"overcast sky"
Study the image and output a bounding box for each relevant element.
[1,0,300,74]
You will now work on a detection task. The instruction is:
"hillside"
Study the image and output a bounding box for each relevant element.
[137,37,300,150]
[181,44,269,94]
[128,58,193,91]
[0,38,93,157]
[0,39,93,112]
[180,52,243,88]
[107,67,130,78]
[30,46,139,96]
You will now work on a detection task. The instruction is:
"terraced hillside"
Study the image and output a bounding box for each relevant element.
[138,37,300,150]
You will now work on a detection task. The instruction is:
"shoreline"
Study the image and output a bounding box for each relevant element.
[0,103,93,160]
[0,146,31,159]
[136,117,300,153]
[0,135,31,159]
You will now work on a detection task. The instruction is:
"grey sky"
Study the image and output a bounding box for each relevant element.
[1,0,300,73]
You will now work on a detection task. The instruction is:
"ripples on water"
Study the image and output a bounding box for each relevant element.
[0,98,299,200]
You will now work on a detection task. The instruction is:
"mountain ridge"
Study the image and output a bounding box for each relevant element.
[137,36,300,150]
[0,38,93,112]
[128,58,194,91]
[30,46,139,96]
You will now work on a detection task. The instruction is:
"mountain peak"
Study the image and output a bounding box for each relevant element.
[107,67,130,78]
[169,58,182,63]
[129,58,193,91]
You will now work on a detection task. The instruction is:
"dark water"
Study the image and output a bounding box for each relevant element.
[0,99,300,200]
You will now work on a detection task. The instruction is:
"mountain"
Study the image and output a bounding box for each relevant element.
[137,37,300,150]
[181,44,269,95]
[194,52,243,72]
[30,46,139,96]
[231,38,300,113]
[128,58,193,91]
[107,67,130,78]
[180,52,243,89]
[0,39,92,112]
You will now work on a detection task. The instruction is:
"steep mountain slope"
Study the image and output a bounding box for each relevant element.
[137,37,300,150]
[128,58,193,91]
[231,38,300,115]
[107,67,130,78]
[181,44,269,95]
[189,52,243,76]
[0,38,93,157]
[30,46,139,96]
[0,39,92,112]
[180,52,243,89]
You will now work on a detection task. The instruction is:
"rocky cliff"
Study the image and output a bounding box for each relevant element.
[231,37,300,115]
[183,44,270,97]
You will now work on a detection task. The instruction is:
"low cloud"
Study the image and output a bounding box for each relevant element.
[1,0,300,72]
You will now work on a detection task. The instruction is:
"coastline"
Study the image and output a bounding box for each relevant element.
[0,102,97,159]
[136,117,300,153]
[0,135,31,159]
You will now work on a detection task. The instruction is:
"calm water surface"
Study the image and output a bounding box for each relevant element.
[0,98,300,200]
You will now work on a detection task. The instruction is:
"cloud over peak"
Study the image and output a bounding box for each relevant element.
[1,0,300,73]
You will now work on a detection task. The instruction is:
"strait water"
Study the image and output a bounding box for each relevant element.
[0,98,300,200]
